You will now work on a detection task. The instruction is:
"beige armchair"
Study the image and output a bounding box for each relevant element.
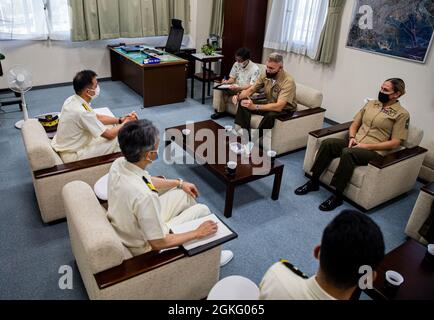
[213,64,325,155]
[303,122,428,210]
[62,181,221,300]
[405,182,434,245]
[21,119,122,223]
[419,139,434,183]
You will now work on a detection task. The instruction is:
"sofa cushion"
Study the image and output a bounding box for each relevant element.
[63,181,126,274]
[22,119,63,171]
[421,139,434,169]
[296,83,323,109]
[403,125,424,149]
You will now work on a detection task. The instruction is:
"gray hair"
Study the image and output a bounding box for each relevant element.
[118,119,160,163]
[267,52,284,65]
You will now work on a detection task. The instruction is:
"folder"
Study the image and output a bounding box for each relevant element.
[170,214,237,256]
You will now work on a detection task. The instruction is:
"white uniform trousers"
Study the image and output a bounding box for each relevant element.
[60,137,120,163]
[160,189,211,232]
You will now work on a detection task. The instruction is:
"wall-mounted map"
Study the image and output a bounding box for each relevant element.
[347,0,434,63]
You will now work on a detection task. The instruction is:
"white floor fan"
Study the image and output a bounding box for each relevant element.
[7,65,33,129]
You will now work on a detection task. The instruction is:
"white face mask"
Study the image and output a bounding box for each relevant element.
[89,85,100,101]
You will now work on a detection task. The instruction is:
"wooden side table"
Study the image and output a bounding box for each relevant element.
[191,53,224,104]
[355,239,434,300]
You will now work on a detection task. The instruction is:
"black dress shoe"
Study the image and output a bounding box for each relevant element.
[211,112,225,120]
[294,180,319,195]
[319,195,343,212]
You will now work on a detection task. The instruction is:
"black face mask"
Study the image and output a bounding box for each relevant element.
[378,91,391,104]
[266,71,278,79]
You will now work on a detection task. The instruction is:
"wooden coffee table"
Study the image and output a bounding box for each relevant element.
[165,120,284,218]
[361,239,434,300]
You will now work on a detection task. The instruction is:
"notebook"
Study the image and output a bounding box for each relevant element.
[170,214,237,256]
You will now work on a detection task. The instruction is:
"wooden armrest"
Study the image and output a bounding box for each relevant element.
[422,181,434,197]
[94,248,186,290]
[34,152,122,179]
[369,147,427,169]
[277,107,326,122]
[309,121,352,138]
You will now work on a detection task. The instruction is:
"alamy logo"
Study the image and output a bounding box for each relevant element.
[358,5,373,30]
[58,265,73,290]
[358,265,374,290]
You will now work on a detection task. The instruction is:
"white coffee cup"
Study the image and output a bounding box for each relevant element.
[385,270,404,288]
[267,150,277,160]
[226,161,237,175]
[182,128,191,136]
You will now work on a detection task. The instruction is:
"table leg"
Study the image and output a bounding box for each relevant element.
[202,75,206,105]
[191,76,194,99]
[224,183,235,218]
[207,61,211,96]
[272,166,283,200]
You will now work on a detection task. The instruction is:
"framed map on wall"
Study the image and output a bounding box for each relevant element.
[346,0,434,63]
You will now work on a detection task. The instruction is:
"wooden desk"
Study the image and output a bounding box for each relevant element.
[109,46,188,108]
[191,53,224,104]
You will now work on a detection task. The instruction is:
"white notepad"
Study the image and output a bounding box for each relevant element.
[217,84,232,89]
[170,214,234,251]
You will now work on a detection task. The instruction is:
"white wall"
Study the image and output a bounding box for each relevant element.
[263,0,434,140]
[0,0,212,89]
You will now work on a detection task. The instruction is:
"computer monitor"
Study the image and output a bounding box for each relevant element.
[165,19,184,54]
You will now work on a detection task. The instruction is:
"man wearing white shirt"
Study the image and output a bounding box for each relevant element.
[107,119,234,266]
[52,70,137,163]
[259,210,385,300]
[211,48,260,120]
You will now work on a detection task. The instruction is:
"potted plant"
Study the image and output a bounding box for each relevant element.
[201,44,216,56]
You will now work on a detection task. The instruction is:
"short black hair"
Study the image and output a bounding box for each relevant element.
[319,210,385,290]
[118,120,160,163]
[73,70,97,94]
[235,48,251,61]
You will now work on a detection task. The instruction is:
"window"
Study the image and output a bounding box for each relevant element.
[264,0,328,58]
[0,0,70,40]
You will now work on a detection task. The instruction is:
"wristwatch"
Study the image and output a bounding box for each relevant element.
[177,178,184,189]
[118,117,123,124]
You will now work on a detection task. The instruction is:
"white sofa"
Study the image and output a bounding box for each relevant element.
[213,64,325,155]
[62,181,221,300]
[405,182,434,245]
[21,119,121,223]
[303,122,427,210]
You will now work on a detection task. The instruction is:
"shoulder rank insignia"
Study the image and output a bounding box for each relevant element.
[142,176,158,193]
[82,103,93,112]
[280,259,309,279]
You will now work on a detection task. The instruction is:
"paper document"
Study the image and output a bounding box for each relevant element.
[170,214,233,251]
[218,84,232,89]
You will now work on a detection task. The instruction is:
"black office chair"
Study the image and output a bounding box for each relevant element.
[0,53,22,112]
[164,19,184,54]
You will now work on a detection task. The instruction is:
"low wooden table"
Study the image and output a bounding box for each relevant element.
[362,239,434,300]
[165,120,284,218]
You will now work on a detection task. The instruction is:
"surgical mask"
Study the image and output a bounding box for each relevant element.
[266,71,278,80]
[238,61,249,68]
[378,91,391,104]
[89,85,100,101]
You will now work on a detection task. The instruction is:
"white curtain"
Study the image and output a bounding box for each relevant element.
[0,0,70,40]
[264,0,328,58]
